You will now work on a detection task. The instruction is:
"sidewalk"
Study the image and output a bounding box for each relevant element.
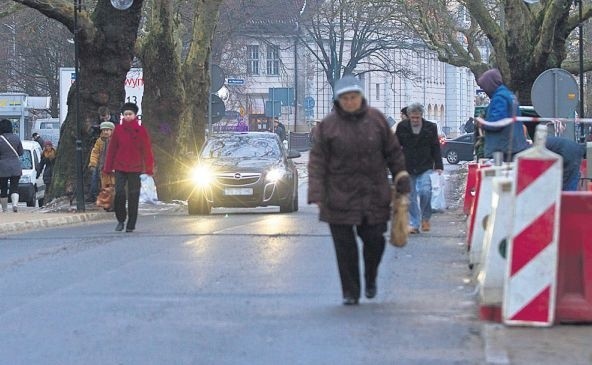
[0,200,186,234]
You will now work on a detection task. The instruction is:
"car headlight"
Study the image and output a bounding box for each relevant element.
[266,168,286,183]
[190,165,215,187]
[20,175,31,184]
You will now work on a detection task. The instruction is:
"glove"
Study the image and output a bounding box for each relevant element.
[394,172,411,194]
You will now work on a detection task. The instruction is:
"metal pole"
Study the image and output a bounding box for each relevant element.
[579,0,585,141]
[294,36,298,131]
[74,0,85,212]
[208,52,212,136]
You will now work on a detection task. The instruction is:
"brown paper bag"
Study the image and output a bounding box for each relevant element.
[390,189,409,247]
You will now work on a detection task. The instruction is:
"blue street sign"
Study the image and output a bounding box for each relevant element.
[227,78,245,86]
[304,96,315,110]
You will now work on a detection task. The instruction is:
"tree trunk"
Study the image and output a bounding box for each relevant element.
[137,0,187,202]
[46,0,145,200]
[137,0,222,201]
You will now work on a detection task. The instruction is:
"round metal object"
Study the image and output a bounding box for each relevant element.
[210,65,225,93]
[531,68,579,118]
[110,0,134,10]
[209,94,226,124]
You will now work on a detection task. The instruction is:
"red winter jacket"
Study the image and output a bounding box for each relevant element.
[103,118,154,175]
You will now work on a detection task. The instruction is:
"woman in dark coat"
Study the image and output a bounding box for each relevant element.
[308,76,410,305]
[0,119,24,212]
[37,140,57,190]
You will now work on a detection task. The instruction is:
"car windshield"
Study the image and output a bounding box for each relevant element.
[20,150,33,169]
[202,135,281,159]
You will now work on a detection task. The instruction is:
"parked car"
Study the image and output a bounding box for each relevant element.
[18,140,46,207]
[186,132,301,215]
[441,133,475,164]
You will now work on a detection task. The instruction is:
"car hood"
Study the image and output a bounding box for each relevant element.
[205,158,284,172]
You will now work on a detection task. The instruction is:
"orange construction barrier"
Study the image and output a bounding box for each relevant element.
[556,192,592,323]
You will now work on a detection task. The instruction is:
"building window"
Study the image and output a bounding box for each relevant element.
[375,83,380,101]
[247,45,259,75]
[266,45,280,76]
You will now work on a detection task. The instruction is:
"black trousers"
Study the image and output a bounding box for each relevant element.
[114,171,141,229]
[329,220,387,299]
[0,176,20,198]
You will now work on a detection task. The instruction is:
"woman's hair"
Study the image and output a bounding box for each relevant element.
[0,119,13,134]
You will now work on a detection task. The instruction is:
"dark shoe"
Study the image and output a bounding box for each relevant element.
[365,284,377,299]
[408,227,420,234]
[125,228,134,233]
[115,222,124,231]
[342,297,359,306]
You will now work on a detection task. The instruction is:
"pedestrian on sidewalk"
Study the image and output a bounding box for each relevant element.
[89,121,116,209]
[103,103,154,233]
[0,119,24,212]
[475,68,529,161]
[308,75,410,306]
[395,103,444,234]
[32,133,45,149]
[37,140,57,193]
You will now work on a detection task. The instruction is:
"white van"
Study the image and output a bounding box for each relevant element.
[18,140,46,207]
[32,118,60,147]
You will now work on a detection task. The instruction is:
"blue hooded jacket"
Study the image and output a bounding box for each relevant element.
[482,85,529,158]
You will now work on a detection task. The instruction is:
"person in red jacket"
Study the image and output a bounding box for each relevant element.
[103,103,154,232]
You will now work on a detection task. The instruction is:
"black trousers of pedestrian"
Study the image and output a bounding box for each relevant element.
[0,176,20,198]
[114,171,141,230]
[329,220,387,300]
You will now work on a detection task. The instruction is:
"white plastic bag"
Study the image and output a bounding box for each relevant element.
[139,174,159,204]
[430,172,447,212]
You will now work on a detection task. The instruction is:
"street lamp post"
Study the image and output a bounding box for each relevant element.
[579,0,586,141]
[73,0,85,212]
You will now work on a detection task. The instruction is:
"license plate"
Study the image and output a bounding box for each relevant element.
[224,188,253,196]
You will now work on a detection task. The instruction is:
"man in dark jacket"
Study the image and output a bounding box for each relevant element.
[395,102,444,234]
[308,75,410,305]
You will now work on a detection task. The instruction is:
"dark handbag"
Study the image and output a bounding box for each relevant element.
[96,185,115,210]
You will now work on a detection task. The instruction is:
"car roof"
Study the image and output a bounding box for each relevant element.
[208,132,275,138]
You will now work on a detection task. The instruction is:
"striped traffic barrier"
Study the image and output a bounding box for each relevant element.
[502,125,563,327]
[468,165,506,269]
[463,162,479,215]
[477,176,514,322]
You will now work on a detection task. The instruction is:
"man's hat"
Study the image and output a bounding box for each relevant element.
[333,75,364,100]
[100,121,115,130]
[121,102,139,114]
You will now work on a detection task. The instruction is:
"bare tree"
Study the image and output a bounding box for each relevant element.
[300,0,410,89]
[401,0,592,104]
[0,9,73,116]
[11,0,145,199]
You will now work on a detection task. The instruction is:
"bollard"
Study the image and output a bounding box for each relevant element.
[503,125,562,327]
[463,163,479,215]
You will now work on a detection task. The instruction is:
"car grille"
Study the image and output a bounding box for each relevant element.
[217,172,261,186]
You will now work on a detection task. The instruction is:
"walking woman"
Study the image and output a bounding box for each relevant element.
[37,140,57,192]
[0,119,24,212]
[103,103,154,232]
[308,76,410,305]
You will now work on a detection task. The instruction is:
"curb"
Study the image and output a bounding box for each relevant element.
[0,212,113,234]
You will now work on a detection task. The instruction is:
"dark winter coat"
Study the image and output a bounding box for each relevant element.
[0,133,23,178]
[395,119,444,175]
[103,118,154,175]
[37,149,56,186]
[307,100,407,225]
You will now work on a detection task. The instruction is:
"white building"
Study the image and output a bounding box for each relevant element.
[219,1,477,137]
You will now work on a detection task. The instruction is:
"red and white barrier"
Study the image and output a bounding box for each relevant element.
[468,166,505,269]
[503,126,563,327]
[478,176,514,322]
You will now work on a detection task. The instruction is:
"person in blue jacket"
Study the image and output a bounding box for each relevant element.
[476,69,529,161]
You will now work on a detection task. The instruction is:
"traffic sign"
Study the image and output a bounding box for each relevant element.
[210,64,225,93]
[227,78,245,86]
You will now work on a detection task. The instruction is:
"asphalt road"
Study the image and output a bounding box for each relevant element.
[2,167,590,365]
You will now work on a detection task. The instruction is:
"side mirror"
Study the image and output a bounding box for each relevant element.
[287,150,301,159]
